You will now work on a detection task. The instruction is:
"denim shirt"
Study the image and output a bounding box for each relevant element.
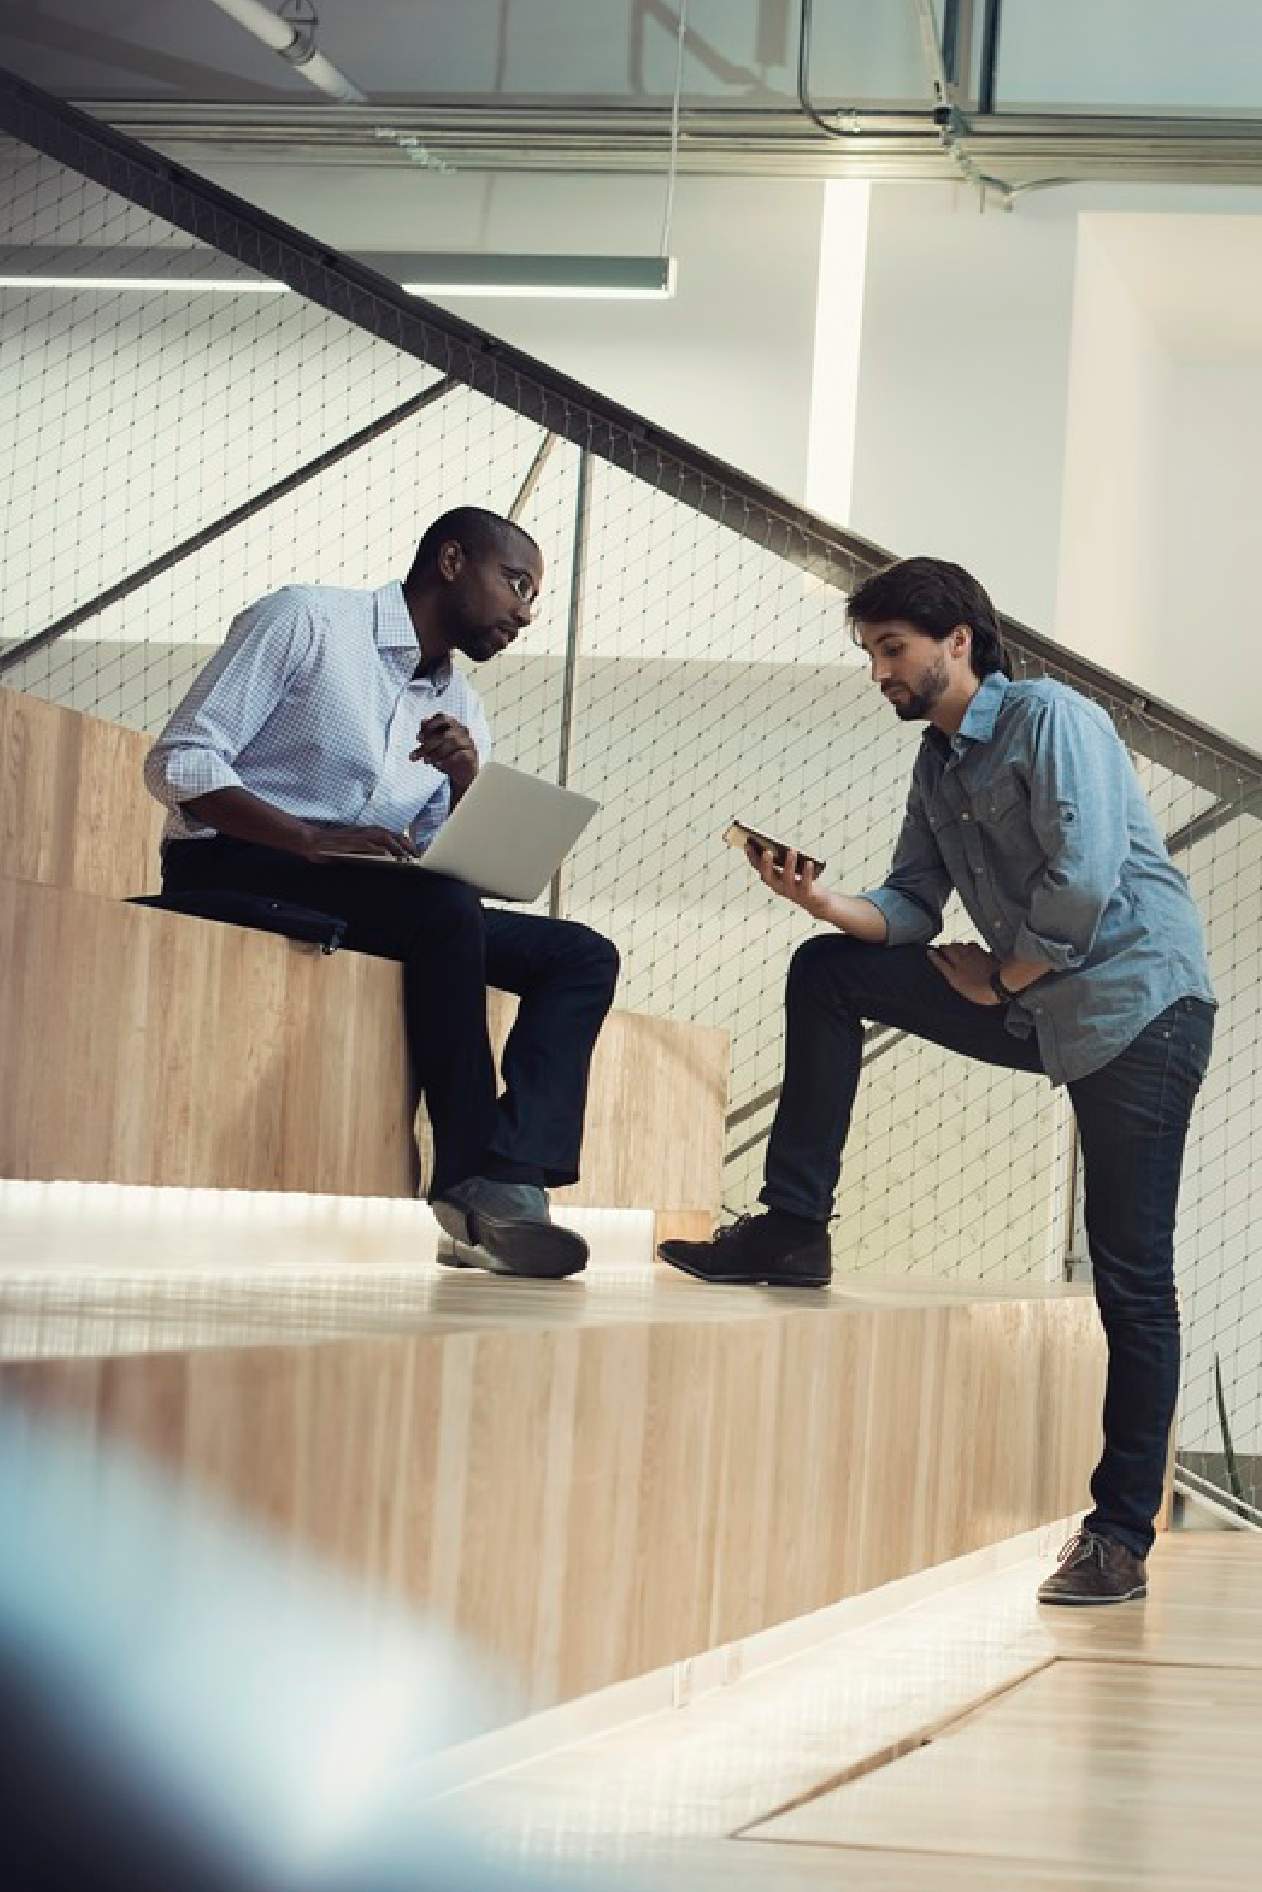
[861,673,1215,1083]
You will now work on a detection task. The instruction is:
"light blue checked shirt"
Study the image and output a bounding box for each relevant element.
[861,673,1215,1084]
[145,581,492,848]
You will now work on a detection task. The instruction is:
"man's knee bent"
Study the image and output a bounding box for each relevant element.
[555,921,620,996]
[786,931,874,1002]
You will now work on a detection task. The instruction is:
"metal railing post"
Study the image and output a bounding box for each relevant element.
[548,447,592,919]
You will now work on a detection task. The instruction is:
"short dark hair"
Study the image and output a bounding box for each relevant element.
[846,555,1011,680]
[406,506,538,584]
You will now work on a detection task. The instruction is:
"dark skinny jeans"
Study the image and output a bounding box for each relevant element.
[761,936,1214,1557]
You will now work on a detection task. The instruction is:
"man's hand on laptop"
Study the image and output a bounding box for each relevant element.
[411,714,479,801]
[300,823,419,863]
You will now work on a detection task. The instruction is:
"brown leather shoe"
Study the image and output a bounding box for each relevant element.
[1037,1529,1147,1606]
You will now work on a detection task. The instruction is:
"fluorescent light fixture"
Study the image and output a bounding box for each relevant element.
[0,276,287,293]
[0,246,283,293]
[379,254,678,300]
[401,277,673,300]
[0,247,678,301]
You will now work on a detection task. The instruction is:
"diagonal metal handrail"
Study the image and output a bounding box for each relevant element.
[0,375,456,679]
[1165,788,1262,859]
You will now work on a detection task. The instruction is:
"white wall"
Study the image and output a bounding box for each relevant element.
[847,182,1262,740]
[1053,216,1172,690]
[804,179,871,527]
[1055,209,1262,751]
[196,161,829,507]
[847,181,1080,632]
[1157,355,1262,744]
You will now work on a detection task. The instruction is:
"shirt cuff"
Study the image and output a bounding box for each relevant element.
[860,886,940,947]
[1011,921,1083,972]
[150,748,245,808]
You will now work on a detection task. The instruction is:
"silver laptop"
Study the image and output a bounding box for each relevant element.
[328,761,599,901]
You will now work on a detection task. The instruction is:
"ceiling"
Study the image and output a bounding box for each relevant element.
[4,2,1262,190]
[0,2,906,108]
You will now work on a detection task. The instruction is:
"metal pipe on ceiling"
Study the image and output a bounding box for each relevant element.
[204,0,367,105]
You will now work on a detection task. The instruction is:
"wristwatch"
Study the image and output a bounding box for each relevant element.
[989,965,1017,1004]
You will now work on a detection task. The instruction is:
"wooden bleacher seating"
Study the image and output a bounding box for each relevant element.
[0,686,727,1229]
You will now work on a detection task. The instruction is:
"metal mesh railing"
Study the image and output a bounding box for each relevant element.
[1,69,1258,1522]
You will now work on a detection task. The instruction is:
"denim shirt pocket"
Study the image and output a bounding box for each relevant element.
[927,804,960,838]
[977,777,1027,833]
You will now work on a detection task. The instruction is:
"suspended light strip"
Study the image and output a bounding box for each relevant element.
[400,275,675,301]
[376,252,677,299]
[0,276,289,293]
[0,249,678,301]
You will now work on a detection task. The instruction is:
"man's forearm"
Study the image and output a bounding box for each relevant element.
[816,893,890,943]
[181,787,311,856]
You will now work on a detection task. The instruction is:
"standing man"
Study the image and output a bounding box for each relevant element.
[145,506,619,1279]
[661,556,1214,1606]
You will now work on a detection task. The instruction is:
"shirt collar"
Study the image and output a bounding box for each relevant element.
[374,580,418,650]
[926,669,1009,757]
[374,580,453,688]
[958,670,1009,744]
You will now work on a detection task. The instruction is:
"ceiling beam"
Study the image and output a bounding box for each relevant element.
[73,99,1262,187]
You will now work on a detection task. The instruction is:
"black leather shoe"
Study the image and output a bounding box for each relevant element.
[431,1179,588,1279]
[1037,1529,1148,1605]
[658,1212,831,1288]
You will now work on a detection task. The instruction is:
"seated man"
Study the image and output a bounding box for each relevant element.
[144,506,619,1279]
[660,555,1214,1607]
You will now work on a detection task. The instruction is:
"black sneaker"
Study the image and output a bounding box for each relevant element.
[1037,1529,1148,1606]
[658,1211,831,1288]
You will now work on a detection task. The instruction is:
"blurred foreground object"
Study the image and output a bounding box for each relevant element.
[0,1402,602,1891]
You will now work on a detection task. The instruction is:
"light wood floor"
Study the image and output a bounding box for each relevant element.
[442,1533,1262,1891]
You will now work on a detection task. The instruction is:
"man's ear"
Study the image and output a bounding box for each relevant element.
[437,538,464,582]
[952,621,972,661]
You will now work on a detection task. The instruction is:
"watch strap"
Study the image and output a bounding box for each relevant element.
[989,965,1016,1004]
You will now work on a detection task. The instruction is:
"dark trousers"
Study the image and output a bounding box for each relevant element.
[761,937,1214,1557]
[162,838,620,1196]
